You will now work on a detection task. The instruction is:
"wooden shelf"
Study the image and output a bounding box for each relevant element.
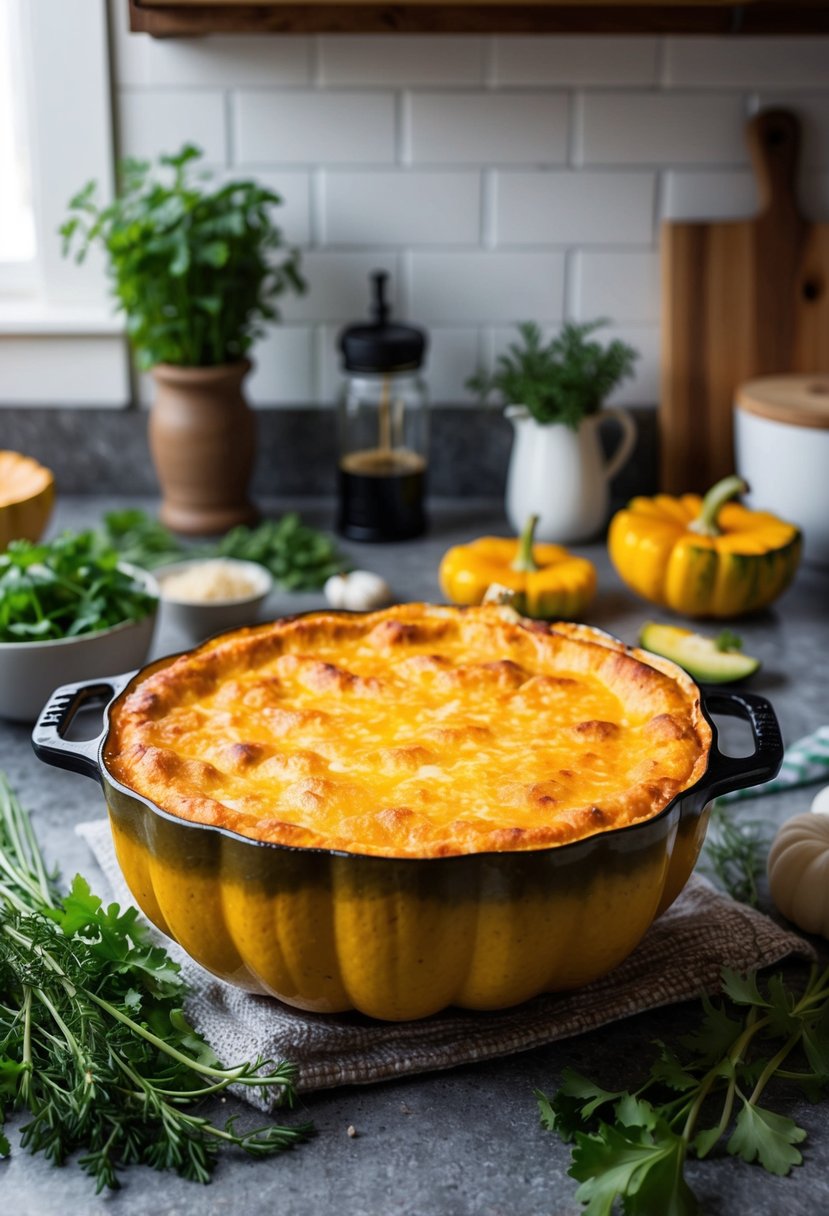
[128,0,829,37]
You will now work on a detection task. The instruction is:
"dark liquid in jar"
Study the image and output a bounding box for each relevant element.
[338,449,427,542]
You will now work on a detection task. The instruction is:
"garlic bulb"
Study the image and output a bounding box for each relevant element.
[324,570,392,612]
[768,812,829,938]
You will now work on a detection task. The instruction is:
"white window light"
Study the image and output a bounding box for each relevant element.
[0,0,36,292]
[0,0,129,406]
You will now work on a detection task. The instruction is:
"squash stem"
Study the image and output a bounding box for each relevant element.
[688,475,749,538]
[512,514,540,572]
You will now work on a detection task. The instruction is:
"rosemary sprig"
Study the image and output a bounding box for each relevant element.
[0,773,312,1191]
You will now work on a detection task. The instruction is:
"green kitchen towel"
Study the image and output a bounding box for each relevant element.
[719,725,829,803]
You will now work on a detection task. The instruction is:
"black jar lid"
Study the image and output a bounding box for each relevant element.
[339,271,427,373]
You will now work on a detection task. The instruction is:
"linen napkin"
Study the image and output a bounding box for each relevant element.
[77,818,813,1109]
[719,725,829,803]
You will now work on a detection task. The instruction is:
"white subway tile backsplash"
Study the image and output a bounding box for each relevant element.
[424,328,480,402]
[752,94,829,168]
[79,31,829,412]
[664,167,829,222]
[247,326,313,406]
[662,170,757,220]
[319,36,485,86]
[119,90,226,165]
[148,37,311,88]
[323,171,480,245]
[283,252,400,323]
[409,93,569,165]
[494,37,658,87]
[578,92,747,166]
[235,92,396,165]
[665,38,829,90]
[572,251,660,323]
[319,325,345,403]
[495,171,655,245]
[411,253,564,323]
[603,324,660,406]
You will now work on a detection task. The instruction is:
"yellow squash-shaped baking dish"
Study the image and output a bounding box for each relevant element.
[33,626,782,1022]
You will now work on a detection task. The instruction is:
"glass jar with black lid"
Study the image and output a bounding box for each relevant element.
[337,272,428,542]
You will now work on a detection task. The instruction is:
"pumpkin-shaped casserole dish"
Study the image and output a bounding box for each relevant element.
[33,604,782,1021]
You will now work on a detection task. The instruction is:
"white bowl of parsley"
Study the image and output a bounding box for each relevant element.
[0,531,159,722]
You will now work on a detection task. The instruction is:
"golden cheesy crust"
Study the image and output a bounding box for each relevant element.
[105,604,712,858]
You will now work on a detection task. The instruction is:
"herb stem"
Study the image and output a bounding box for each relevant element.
[748,1033,802,1107]
[84,989,284,1089]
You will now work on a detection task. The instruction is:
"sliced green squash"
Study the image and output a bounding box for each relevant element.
[638,622,761,684]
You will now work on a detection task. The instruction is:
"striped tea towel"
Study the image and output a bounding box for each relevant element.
[720,725,829,803]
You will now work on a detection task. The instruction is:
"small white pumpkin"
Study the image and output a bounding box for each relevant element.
[768,812,829,938]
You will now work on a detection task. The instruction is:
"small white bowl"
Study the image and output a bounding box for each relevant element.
[156,558,273,643]
[0,563,159,723]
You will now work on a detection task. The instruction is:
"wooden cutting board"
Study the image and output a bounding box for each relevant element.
[660,109,829,494]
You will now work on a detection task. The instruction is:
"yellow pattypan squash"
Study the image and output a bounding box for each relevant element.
[439,515,596,620]
[608,475,801,618]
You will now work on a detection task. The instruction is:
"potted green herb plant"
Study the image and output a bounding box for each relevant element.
[61,145,305,535]
[468,320,640,543]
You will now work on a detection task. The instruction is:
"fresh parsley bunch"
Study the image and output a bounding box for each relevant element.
[537,965,829,1214]
[212,513,346,591]
[0,774,311,1190]
[98,509,346,591]
[0,532,156,642]
[61,145,305,370]
[467,320,638,430]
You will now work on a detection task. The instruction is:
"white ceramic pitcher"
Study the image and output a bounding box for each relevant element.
[505,406,637,544]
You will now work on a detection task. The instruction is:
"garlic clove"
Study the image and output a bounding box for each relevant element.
[324,570,392,612]
[324,573,349,610]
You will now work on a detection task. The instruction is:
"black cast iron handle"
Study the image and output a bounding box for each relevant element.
[31,671,136,783]
[702,690,784,801]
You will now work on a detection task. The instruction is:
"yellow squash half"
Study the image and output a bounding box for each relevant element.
[439,514,596,619]
[608,476,801,618]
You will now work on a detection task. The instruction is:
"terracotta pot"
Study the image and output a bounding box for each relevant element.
[149,360,258,536]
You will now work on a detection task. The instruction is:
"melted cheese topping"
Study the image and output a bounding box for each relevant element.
[106,605,711,858]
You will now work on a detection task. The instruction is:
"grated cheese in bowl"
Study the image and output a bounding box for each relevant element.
[160,559,264,604]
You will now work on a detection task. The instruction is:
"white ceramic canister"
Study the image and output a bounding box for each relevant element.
[734,375,829,568]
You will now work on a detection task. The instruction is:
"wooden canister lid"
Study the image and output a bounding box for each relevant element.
[736,375,829,430]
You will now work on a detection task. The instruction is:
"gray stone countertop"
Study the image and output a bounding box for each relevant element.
[2,496,829,1216]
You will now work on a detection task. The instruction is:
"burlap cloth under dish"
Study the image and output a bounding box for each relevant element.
[78,818,814,1110]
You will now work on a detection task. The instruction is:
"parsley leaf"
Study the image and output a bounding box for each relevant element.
[727,1101,807,1175]
[537,965,829,1214]
[0,532,156,643]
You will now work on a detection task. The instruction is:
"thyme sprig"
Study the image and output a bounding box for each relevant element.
[0,773,311,1191]
[701,803,774,908]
